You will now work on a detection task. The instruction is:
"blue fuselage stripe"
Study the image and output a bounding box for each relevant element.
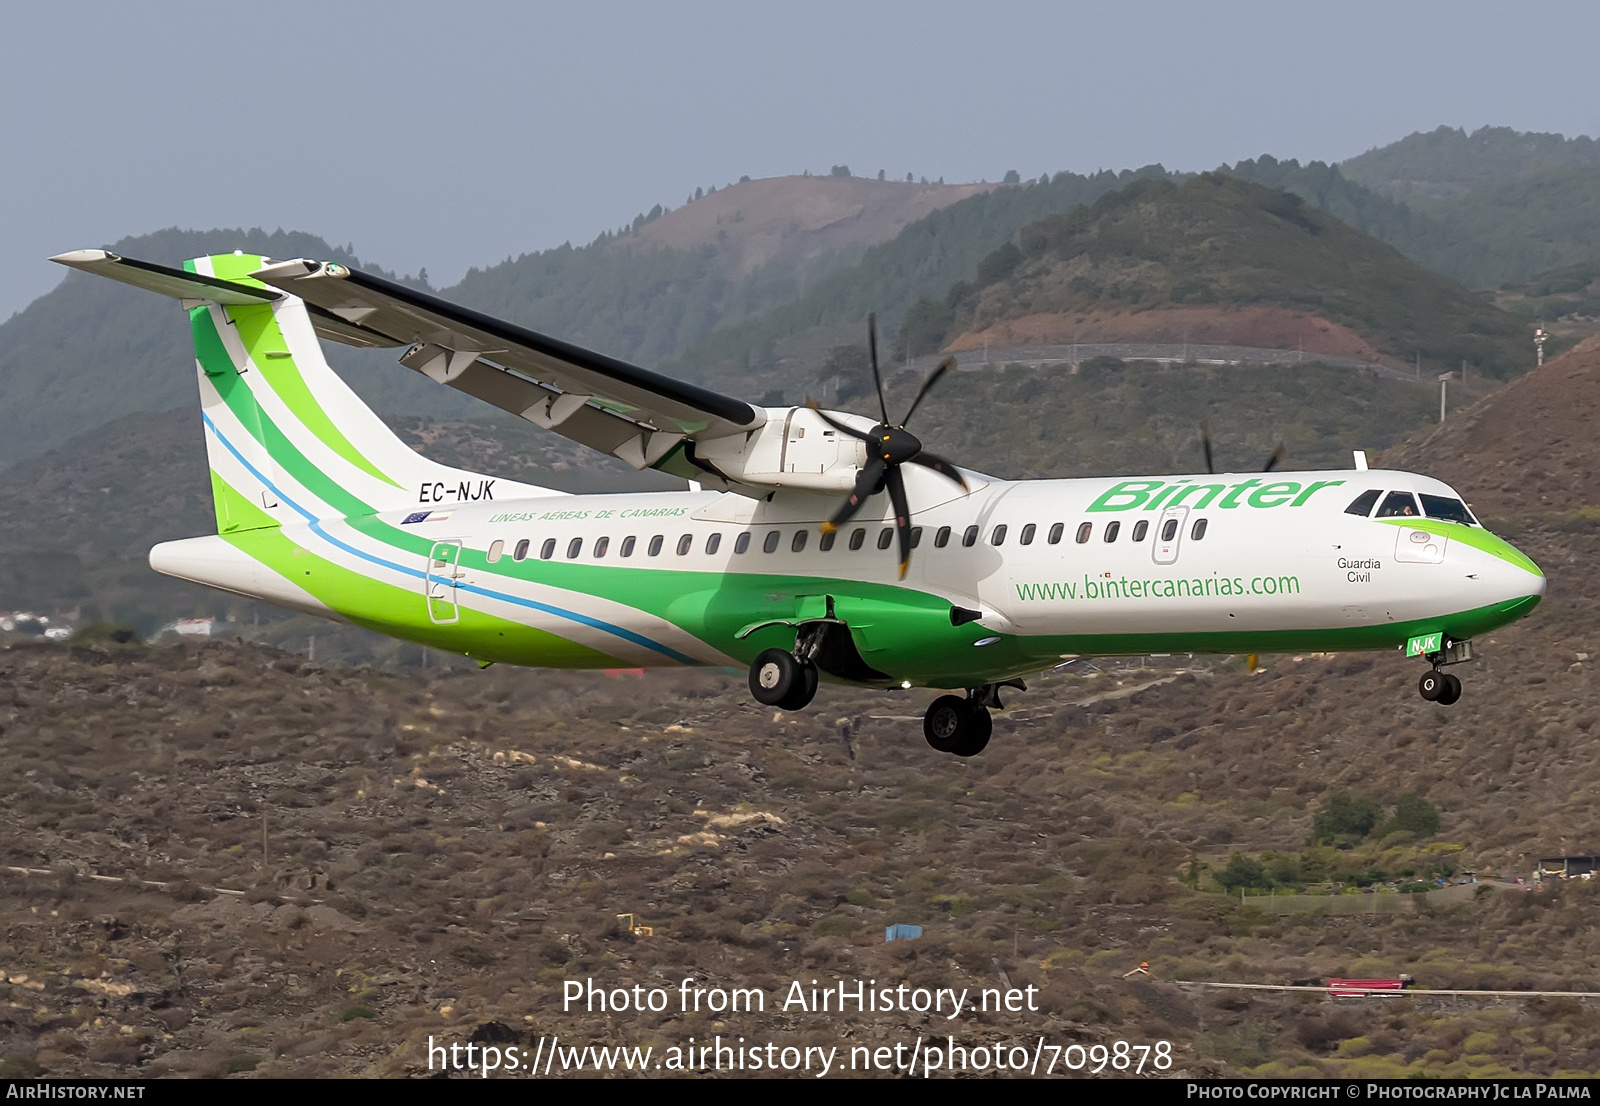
[201,412,702,665]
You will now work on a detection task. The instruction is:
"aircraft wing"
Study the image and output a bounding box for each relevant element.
[248,258,764,471]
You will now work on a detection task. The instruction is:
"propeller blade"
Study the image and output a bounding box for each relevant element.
[822,456,886,533]
[900,355,956,427]
[885,465,913,580]
[1262,443,1286,472]
[867,312,889,426]
[806,399,876,443]
[1201,419,1214,475]
[908,450,969,491]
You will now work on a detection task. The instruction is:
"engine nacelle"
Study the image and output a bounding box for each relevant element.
[695,406,870,492]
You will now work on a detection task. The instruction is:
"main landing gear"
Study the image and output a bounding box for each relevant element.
[1416,638,1473,706]
[922,681,1024,758]
[749,648,818,711]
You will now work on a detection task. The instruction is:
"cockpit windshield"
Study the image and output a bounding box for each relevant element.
[1375,491,1421,518]
[1420,494,1477,526]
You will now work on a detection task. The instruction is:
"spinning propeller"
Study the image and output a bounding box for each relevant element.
[1200,419,1285,475]
[809,314,967,579]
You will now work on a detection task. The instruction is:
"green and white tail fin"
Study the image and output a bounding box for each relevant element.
[53,249,558,534]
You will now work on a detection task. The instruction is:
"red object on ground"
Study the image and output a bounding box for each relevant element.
[1328,978,1408,996]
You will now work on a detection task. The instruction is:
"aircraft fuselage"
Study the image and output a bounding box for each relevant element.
[150,466,1544,689]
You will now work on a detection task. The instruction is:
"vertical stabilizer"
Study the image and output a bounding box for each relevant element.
[51,249,557,535]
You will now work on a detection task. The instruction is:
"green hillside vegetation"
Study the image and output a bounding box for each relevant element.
[1230,144,1600,288]
[444,232,833,368]
[897,175,1530,376]
[1493,261,1600,347]
[1401,165,1600,288]
[899,359,1440,482]
[666,166,1179,386]
[1342,125,1600,201]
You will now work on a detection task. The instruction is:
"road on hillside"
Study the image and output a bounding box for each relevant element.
[898,342,1421,382]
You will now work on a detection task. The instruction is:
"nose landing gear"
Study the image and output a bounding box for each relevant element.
[1417,669,1461,705]
[1415,638,1472,705]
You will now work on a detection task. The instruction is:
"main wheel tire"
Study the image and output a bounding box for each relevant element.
[923,695,969,753]
[1418,671,1444,701]
[950,707,992,758]
[779,659,819,711]
[750,649,803,706]
[1436,672,1462,706]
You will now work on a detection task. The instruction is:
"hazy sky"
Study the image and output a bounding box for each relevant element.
[4,1,1598,319]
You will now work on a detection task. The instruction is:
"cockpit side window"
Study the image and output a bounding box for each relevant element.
[1419,494,1477,526]
[1375,491,1421,518]
[1344,489,1381,517]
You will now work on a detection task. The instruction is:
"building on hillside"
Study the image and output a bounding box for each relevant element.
[1535,855,1600,880]
[156,617,234,639]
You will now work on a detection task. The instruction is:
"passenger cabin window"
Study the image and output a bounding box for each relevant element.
[487,539,504,563]
[1020,523,1036,545]
[1375,491,1421,518]
[706,533,721,555]
[934,526,951,548]
[648,535,664,556]
[567,537,583,559]
[991,524,1007,546]
[1160,519,1179,542]
[1344,489,1382,517]
[877,528,893,550]
[1420,494,1476,525]
[791,530,808,552]
[594,536,610,558]
[1131,520,1148,542]
[1104,521,1120,543]
[1047,522,1064,545]
[676,534,692,555]
[962,525,979,548]
[910,526,922,548]
[513,538,530,562]
[734,532,751,554]
[1075,522,1092,544]
[540,538,557,560]
[620,536,636,558]
[819,531,836,552]
[763,530,781,553]
[1191,518,1208,540]
[849,528,866,551]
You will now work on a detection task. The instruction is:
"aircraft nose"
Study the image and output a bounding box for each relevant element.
[1481,534,1545,606]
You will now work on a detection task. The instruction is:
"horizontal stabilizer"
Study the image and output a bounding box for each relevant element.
[51,250,281,305]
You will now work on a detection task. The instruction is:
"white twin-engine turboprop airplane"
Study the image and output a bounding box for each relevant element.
[54,249,1545,757]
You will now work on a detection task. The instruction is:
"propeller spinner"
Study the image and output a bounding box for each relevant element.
[809,314,968,579]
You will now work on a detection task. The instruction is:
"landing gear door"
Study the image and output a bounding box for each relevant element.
[425,540,463,624]
[1152,505,1189,566]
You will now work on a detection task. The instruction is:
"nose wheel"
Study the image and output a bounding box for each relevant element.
[1418,670,1461,705]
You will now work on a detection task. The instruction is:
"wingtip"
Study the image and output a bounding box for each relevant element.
[50,249,116,266]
